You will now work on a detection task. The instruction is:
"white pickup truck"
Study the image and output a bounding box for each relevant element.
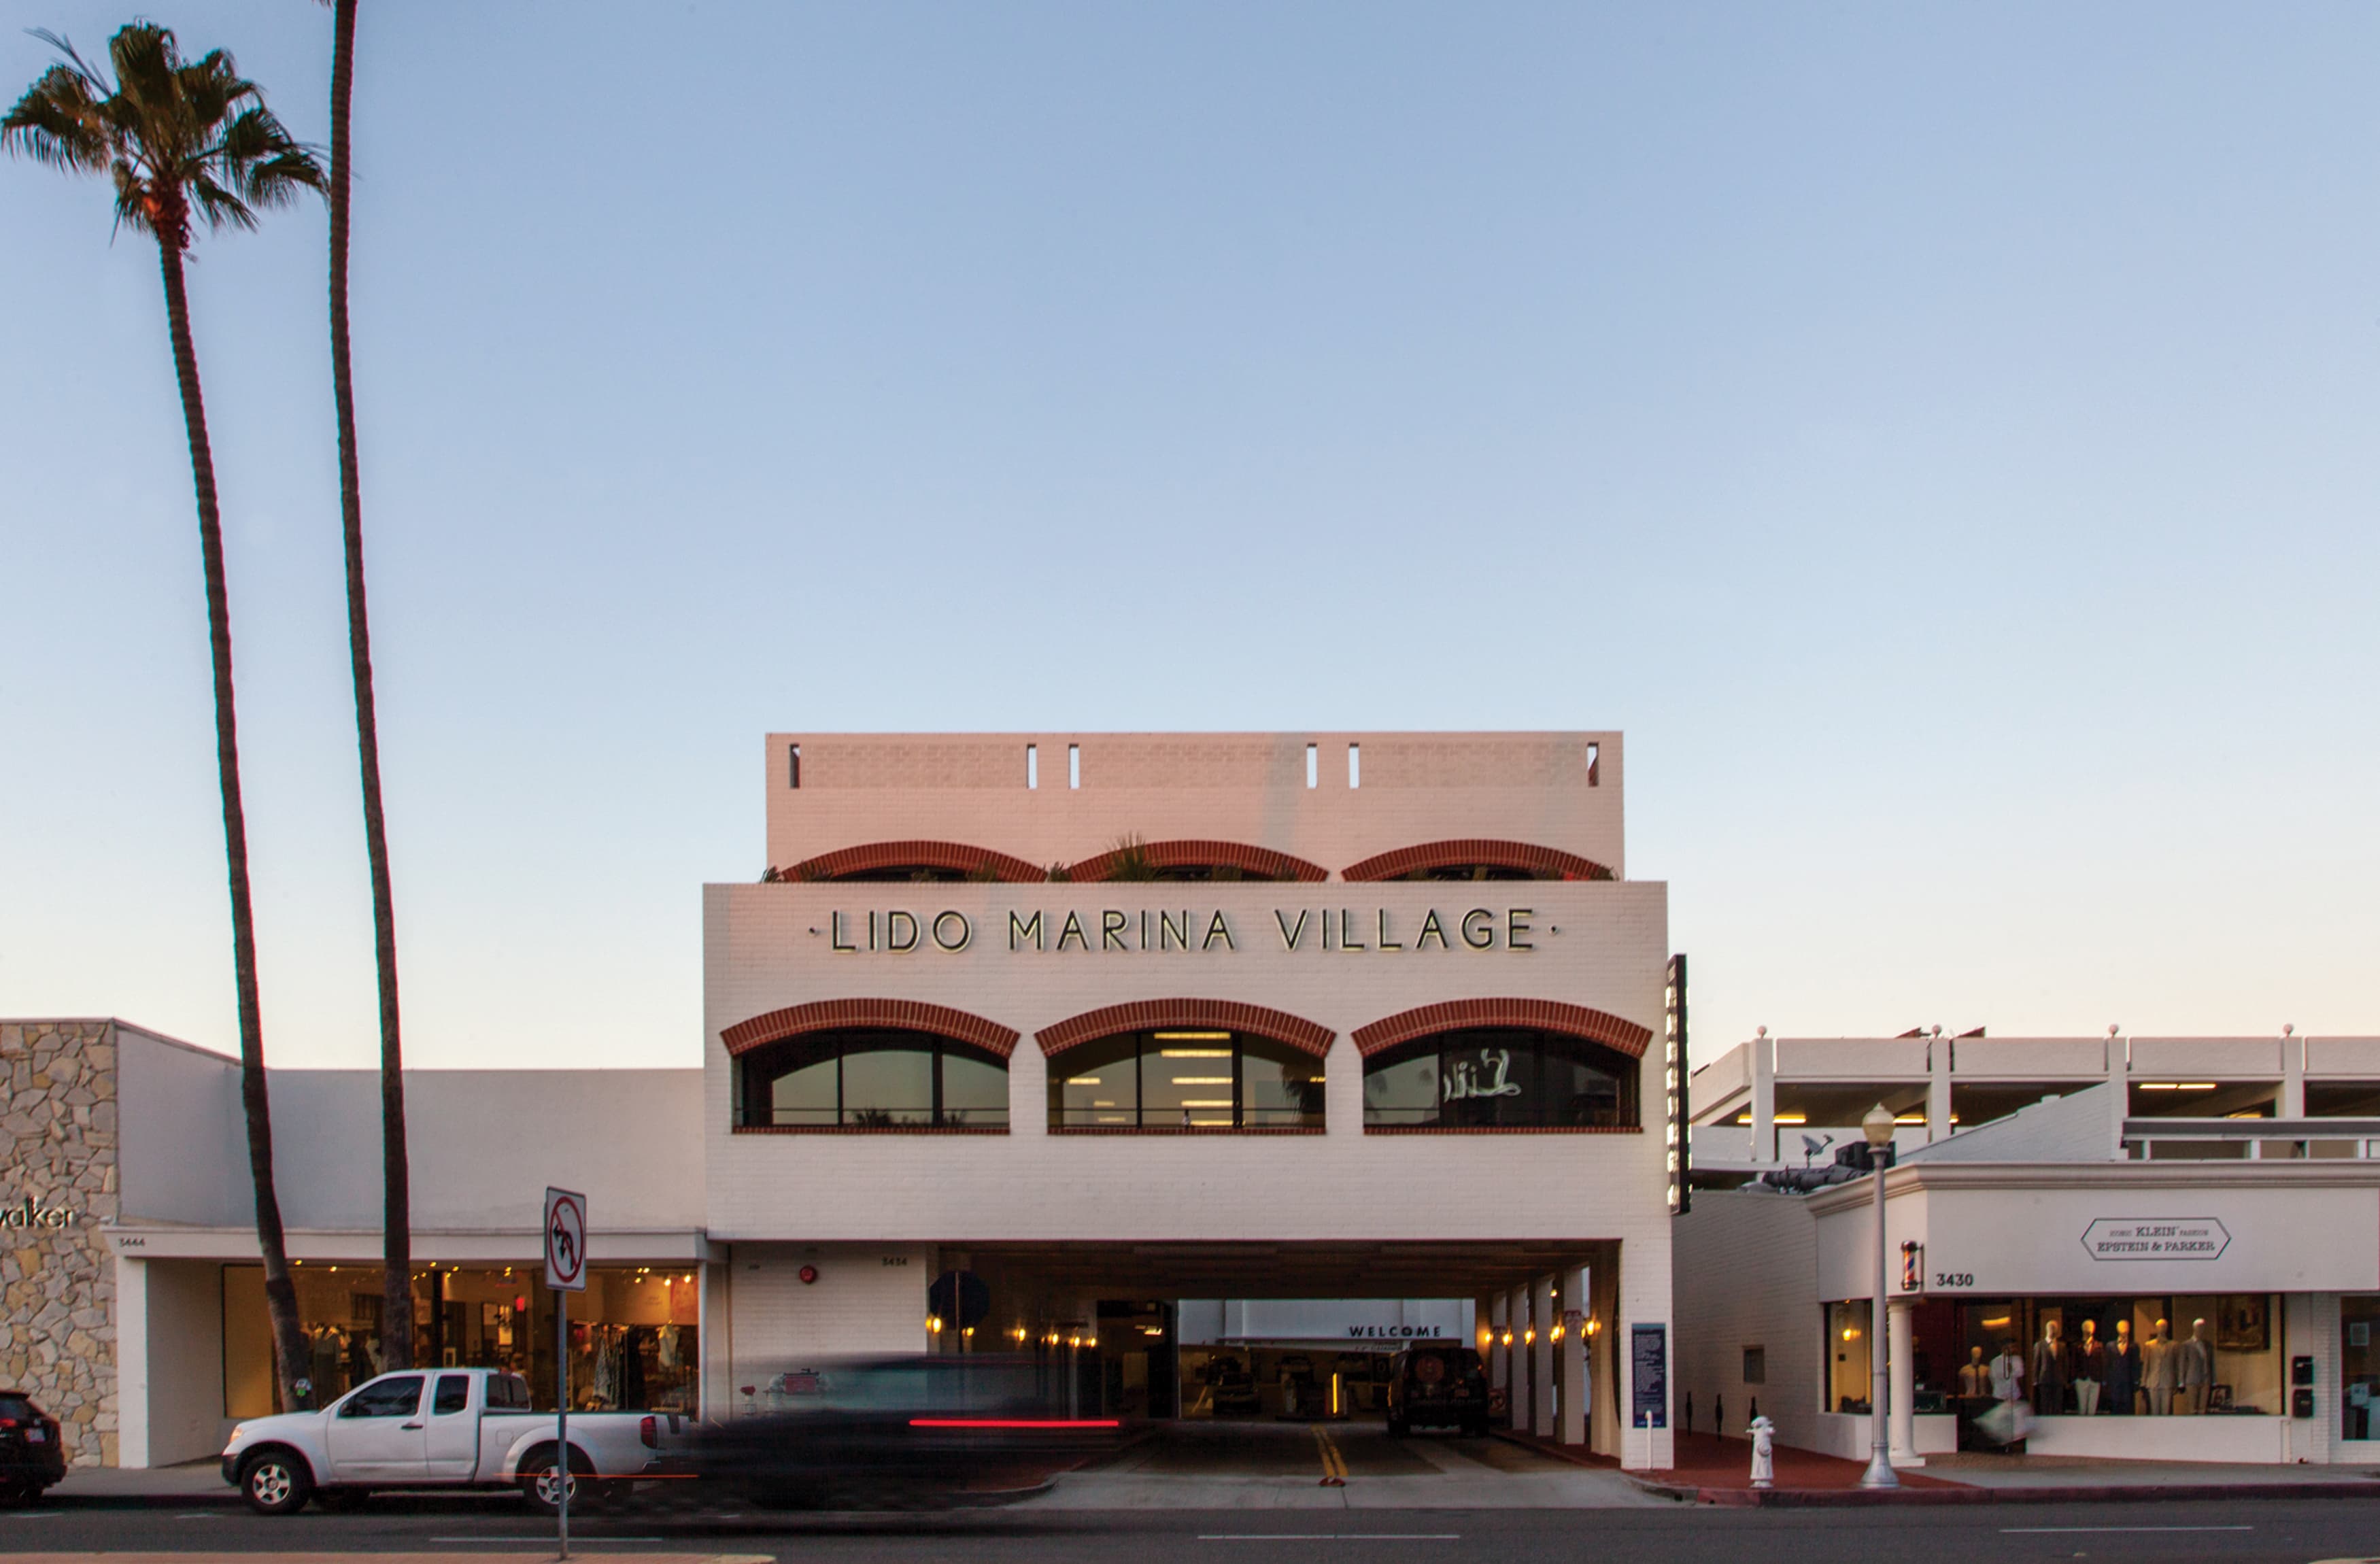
[220,1366,680,1515]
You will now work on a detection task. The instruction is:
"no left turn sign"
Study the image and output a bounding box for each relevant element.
[545,1187,588,1291]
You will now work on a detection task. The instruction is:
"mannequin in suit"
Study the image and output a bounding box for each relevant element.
[2073,1319,2105,1415]
[1957,1345,1990,1399]
[2144,1318,2177,1415]
[2103,1318,2141,1415]
[2179,1317,2215,1413]
[2028,1319,2070,1415]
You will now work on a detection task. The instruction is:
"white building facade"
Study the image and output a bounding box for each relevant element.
[22,730,1680,1470]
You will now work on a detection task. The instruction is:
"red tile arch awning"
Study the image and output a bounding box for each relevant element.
[721,999,1021,1059]
[1036,1000,1334,1061]
[775,840,1045,883]
[1063,839,1328,883]
[1349,998,1652,1060]
[1339,839,1613,883]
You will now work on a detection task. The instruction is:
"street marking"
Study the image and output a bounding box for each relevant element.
[1313,1425,1349,1485]
[429,1536,668,1543]
[2003,1526,2253,1534]
[1200,1536,1460,1542]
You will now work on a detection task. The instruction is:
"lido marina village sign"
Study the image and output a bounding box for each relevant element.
[823,904,1548,955]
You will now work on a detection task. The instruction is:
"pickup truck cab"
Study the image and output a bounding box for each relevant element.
[220,1367,673,1515]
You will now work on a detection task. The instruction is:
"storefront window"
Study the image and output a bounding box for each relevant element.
[224,1264,699,1418]
[2343,1297,2380,1440]
[1825,1300,1873,1413]
[1901,1294,2282,1424]
[1361,1027,1637,1129]
[1049,1030,1324,1130]
[736,1027,1010,1129]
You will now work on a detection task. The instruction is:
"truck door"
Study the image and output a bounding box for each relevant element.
[424,1373,479,1478]
[325,1374,428,1482]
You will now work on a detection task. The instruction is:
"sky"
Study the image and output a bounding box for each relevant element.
[2,2,2375,1070]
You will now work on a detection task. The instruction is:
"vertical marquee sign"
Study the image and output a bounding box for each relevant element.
[1665,953,1688,1216]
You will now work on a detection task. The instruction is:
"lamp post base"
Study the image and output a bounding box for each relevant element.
[1858,1448,1900,1489]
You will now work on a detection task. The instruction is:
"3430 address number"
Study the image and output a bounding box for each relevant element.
[1932,1272,1975,1289]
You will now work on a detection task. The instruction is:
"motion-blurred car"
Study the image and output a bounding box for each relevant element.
[0,1392,64,1503]
[695,1355,1118,1507]
[1204,1353,1260,1415]
[1383,1345,1489,1437]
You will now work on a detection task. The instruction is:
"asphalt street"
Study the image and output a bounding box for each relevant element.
[3,1497,2380,1562]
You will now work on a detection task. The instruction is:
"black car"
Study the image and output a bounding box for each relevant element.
[0,1392,65,1501]
[1383,1346,1489,1437]
[1204,1353,1259,1415]
[694,1355,1118,1507]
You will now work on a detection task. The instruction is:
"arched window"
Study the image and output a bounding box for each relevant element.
[1361,1027,1637,1129]
[736,1027,1009,1129]
[1340,840,1614,883]
[1049,1030,1324,1131]
[1063,840,1328,885]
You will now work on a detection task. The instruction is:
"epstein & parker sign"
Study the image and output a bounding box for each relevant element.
[2079,1217,2231,1261]
[817,904,1546,957]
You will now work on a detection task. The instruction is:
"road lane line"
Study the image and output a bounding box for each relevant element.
[2003,1526,2253,1534]
[1199,1535,1460,1541]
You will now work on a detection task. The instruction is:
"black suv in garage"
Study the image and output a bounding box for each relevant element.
[1383,1346,1489,1437]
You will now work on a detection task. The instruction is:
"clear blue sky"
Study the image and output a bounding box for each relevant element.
[3,1,2375,1068]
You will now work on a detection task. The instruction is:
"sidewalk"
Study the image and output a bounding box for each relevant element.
[48,1459,232,1504]
[1500,1431,2380,1506]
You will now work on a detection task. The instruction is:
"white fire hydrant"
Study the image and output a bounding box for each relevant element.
[1748,1414,1775,1489]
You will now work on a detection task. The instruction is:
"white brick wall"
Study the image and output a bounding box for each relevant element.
[1674,1189,1820,1449]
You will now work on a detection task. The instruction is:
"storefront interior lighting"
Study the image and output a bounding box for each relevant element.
[1894,1115,1924,1125]
[1773,1114,1807,1124]
[1500,1329,1513,1347]
[1523,1326,1535,1346]
[1160,1049,1231,1059]
[1172,1076,1233,1085]
[1585,1317,1600,1337]
[927,1314,944,1335]
[1550,1321,1565,1342]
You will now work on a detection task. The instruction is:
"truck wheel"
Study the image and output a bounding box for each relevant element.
[239,1450,313,1516]
[520,1448,597,1516]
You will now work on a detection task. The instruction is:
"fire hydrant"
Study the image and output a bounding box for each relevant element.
[1748,1414,1775,1489]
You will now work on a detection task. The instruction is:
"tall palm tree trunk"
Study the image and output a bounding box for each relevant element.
[327,0,413,1375]
[156,237,311,1410]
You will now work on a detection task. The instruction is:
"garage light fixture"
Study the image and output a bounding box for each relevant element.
[2139,1083,2218,1091]
[1160,1049,1231,1059]
[1155,1031,1231,1041]
[1172,1076,1231,1085]
[1523,1326,1535,1346]
[1500,1329,1514,1348]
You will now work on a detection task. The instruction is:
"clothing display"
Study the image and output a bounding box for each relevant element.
[1957,1350,1990,1399]
[2144,1325,2177,1415]
[2073,1325,2105,1416]
[2178,1319,2214,1413]
[2028,1327,2070,1415]
[2105,1326,2140,1415]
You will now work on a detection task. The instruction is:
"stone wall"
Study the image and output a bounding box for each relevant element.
[0,1021,118,1467]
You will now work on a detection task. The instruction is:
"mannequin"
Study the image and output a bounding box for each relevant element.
[2029,1319,2071,1415]
[1990,1338,2025,1404]
[2073,1319,2105,1416]
[2144,1318,2177,1415]
[2179,1317,2214,1414]
[1958,1344,1990,1399]
[2105,1318,2140,1414]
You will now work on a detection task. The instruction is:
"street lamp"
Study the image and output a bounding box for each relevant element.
[1859,1102,1899,1489]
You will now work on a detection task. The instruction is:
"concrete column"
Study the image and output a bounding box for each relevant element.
[115,1254,148,1468]
[1325,1038,1364,1138]
[1927,1032,1954,1144]
[2106,1027,2130,1153]
[1750,1028,1777,1163]
[1489,1293,1509,1411]
[1531,1274,1556,1438]
[2281,1026,2306,1119]
[1559,1265,1588,1445]
[1507,1285,1531,1433]
[1888,1298,1921,1467]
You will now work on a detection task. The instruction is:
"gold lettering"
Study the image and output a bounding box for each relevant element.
[1057,911,1090,951]
[886,910,919,952]
[1339,908,1367,951]
[1162,910,1191,950]
[832,911,858,952]
[1376,908,1402,951]
[932,910,972,952]
[1204,911,1236,951]
[1415,909,1448,951]
[1102,910,1129,951]
[1507,907,1533,951]
[1274,909,1312,950]
[1009,910,1045,951]
[1461,908,1497,949]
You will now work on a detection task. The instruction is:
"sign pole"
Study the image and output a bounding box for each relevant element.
[543,1186,588,1561]
[556,1284,570,1559]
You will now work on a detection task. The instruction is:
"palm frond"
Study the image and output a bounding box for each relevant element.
[2,61,111,171]
[186,169,256,233]
[214,105,322,208]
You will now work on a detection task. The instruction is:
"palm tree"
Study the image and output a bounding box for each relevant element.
[322,0,414,1376]
[5,22,323,1412]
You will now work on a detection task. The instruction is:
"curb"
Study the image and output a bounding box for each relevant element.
[1633,1478,2380,1508]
